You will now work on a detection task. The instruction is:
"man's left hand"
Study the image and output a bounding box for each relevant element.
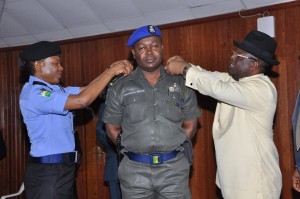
[164,56,187,75]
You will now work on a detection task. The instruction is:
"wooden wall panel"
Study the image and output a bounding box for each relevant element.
[1,1,300,198]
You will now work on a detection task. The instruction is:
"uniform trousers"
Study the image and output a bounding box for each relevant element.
[24,161,76,199]
[118,152,191,199]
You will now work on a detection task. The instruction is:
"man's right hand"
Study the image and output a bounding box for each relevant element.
[108,59,133,77]
[292,168,300,192]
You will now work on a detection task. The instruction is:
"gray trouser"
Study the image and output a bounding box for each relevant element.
[118,152,191,199]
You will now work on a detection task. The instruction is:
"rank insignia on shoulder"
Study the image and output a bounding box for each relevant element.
[40,89,51,97]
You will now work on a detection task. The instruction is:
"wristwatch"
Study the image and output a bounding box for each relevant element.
[182,63,192,79]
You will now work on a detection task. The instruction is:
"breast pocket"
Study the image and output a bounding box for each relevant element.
[124,93,146,123]
[163,91,184,122]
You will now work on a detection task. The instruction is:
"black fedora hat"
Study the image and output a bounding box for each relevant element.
[233,30,280,65]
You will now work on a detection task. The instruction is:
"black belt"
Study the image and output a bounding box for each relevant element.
[125,150,179,165]
[30,151,79,164]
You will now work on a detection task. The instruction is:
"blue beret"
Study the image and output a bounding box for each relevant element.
[20,41,61,62]
[127,25,162,47]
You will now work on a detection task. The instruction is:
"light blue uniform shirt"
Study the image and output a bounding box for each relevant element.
[19,76,80,157]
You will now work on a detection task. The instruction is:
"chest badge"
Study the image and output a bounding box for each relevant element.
[40,89,51,97]
[168,83,180,93]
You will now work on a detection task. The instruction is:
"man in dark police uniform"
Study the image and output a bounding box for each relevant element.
[103,25,200,199]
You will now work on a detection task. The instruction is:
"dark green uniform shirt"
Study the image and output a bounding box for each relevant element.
[103,67,200,153]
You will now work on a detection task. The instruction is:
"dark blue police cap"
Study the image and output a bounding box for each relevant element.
[127,25,162,47]
[20,41,61,62]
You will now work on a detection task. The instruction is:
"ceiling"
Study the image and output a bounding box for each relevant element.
[0,0,296,48]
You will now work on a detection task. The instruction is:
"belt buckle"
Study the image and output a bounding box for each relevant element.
[150,153,163,165]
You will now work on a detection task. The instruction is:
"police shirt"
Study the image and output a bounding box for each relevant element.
[19,76,80,157]
[103,67,200,153]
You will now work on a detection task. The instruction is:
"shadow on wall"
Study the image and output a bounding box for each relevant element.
[265,64,279,78]
[196,93,217,114]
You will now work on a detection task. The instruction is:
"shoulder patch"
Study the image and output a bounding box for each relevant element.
[39,88,51,97]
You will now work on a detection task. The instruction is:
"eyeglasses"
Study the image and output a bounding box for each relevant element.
[232,50,258,62]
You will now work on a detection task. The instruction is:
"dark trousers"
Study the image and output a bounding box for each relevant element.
[108,180,122,199]
[24,161,76,199]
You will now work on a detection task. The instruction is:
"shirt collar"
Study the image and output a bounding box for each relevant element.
[29,76,59,90]
[129,66,166,81]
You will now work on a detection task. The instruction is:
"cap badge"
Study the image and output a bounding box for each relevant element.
[148,25,156,34]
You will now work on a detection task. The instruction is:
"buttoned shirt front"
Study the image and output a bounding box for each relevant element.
[103,67,200,153]
[185,65,282,199]
[19,76,80,157]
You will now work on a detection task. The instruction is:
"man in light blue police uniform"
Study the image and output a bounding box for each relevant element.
[19,41,133,199]
[103,25,200,199]
[292,92,300,192]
